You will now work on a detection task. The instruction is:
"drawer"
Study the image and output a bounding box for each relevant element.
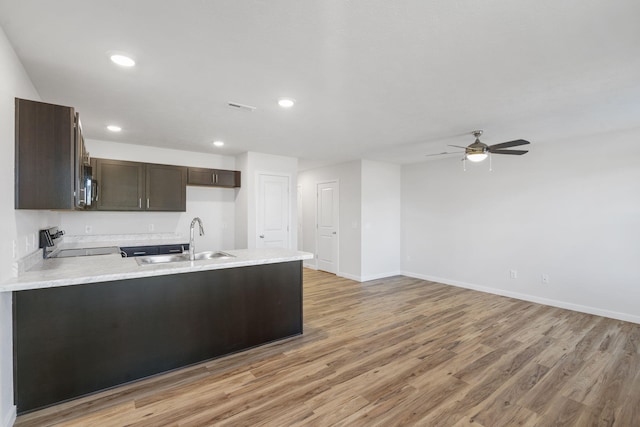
[120,244,189,257]
[158,244,188,255]
[120,246,159,257]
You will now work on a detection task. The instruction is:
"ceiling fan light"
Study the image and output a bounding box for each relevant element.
[466,152,488,162]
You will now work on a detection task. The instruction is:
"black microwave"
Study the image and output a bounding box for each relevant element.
[76,163,96,208]
[74,113,97,208]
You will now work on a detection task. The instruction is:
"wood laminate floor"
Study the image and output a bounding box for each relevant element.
[16,269,640,426]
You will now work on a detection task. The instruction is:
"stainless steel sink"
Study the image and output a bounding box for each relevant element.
[135,254,188,265]
[135,251,235,265]
[193,251,235,260]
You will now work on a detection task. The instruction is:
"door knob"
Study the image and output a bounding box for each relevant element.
[259,235,265,238]
[332,231,337,235]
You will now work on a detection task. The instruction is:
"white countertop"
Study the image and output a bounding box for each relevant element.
[1,248,313,292]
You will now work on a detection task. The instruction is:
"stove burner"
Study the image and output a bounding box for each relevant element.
[51,247,120,258]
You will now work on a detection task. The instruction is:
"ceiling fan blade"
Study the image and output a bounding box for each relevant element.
[425,151,463,157]
[447,144,468,149]
[488,139,530,150]
[490,149,528,155]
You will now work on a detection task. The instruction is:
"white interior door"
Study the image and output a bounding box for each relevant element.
[316,181,339,274]
[257,173,290,248]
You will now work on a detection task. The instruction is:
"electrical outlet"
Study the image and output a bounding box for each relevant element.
[510,269,518,279]
[85,225,93,234]
[541,274,550,284]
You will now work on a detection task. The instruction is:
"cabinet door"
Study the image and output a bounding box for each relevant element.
[146,164,187,211]
[187,167,240,188]
[215,169,240,187]
[187,167,215,185]
[95,159,144,211]
[15,98,75,209]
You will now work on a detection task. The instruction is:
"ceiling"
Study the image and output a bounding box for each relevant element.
[1,0,639,170]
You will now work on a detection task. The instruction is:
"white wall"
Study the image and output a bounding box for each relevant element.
[234,153,249,249]
[234,152,298,250]
[361,160,401,281]
[0,25,53,427]
[58,140,238,252]
[298,160,402,282]
[298,161,362,279]
[401,128,640,323]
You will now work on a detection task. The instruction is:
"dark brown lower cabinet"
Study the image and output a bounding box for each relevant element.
[13,261,303,414]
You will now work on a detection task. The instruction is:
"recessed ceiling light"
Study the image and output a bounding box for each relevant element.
[278,98,295,108]
[110,54,135,67]
[107,125,122,132]
[213,140,224,147]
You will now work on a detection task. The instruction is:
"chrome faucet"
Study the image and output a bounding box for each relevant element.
[189,217,205,261]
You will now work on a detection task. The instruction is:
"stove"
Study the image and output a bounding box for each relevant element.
[39,226,121,258]
[51,247,121,258]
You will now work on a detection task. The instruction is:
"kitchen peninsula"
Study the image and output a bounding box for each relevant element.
[3,247,312,414]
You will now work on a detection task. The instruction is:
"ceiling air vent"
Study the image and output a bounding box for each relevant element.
[227,102,256,112]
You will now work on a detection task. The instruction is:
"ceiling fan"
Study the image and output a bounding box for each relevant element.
[426,130,530,163]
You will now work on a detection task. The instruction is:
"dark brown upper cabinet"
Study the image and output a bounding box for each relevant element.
[146,163,187,211]
[187,167,240,188]
[94,158,186,212]
[15,98,76,209]
[94,159,144,211]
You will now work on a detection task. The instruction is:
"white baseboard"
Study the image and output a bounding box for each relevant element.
[402,271,640,325]
[2,405,16,427]
[360,271,403,282]
[303,262,317,270]
[338,272,361,282]
[337,271,402,283]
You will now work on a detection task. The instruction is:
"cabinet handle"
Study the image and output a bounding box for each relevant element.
[212,173,215,184]
[147,198,150,209]
[138,198,141,209]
